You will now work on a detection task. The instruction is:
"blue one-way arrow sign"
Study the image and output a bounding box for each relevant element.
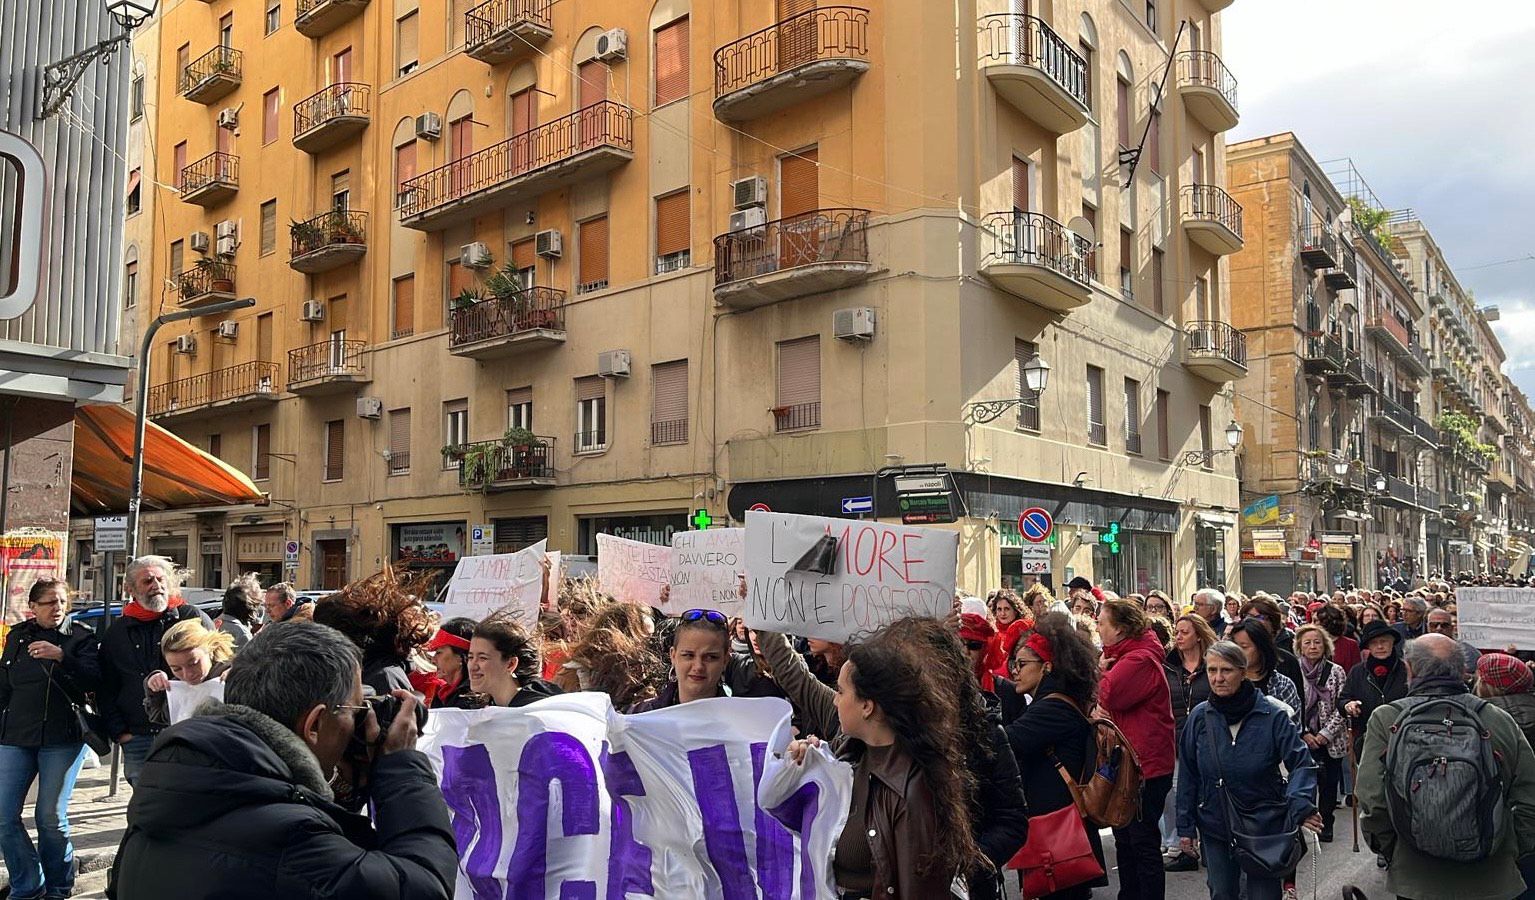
[841,496,874,515]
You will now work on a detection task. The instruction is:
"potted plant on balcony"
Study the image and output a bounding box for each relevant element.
[290,218,323,255]
[440,443,467,466]
[460,443,499,489]
[451,287,485,310]
[501,427,544,479]
[326,210,363,244]
[187,257,232,296]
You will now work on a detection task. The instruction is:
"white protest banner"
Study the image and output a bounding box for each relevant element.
[418,694,851,900]
[743,510,958,642]
[442,540,548,625]
[166,679,225,724]
[668,528,746,615]
[597,533,672,607]
[1457,587,1535,650]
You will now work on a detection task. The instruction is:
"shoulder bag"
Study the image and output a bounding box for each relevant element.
[1005,694,1106,896]
[43,661,112,756]
[1202,707,1306,878]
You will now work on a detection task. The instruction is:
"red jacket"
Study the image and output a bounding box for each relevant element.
[1331,635,1361,676]
[990,618,1033,680]
[1099,629,1176,779]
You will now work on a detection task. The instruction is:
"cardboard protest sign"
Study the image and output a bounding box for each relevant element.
[166,679,225,724]
[441,540,548,625]
[1456,587,1535,650]
[418,694,851,900]
[743,510,958,642]
[668,528,746,615]
[596,533,672,607]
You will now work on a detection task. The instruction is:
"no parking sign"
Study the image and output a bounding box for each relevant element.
[1018,507,1053,543]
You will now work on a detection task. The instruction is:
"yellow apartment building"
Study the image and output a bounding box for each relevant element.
[88,0,1245,599]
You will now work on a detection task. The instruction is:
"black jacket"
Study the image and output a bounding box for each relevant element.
[1276,647,1305,703]
[1164,649,1211,737]
[1337,656,1409,758]
[968,707,1029,900]
[1005,691,1108,887]
[0,616,100,747]
[98,605,212,737]
[507,678,564,708]
[107,700,455,900]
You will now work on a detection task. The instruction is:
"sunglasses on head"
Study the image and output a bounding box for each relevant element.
[682,609,728,627]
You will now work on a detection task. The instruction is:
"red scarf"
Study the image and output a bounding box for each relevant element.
[121,595,185,622]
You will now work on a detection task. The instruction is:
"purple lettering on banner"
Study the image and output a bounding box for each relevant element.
[766,779,822,900]
[507,733,601,900]
[687,744,757,900]
[440,743,504,900]
[599,744,655,899]
[750,742,794,900]
[559,886,596,900]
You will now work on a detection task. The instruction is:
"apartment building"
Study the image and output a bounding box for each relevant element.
[96,0,1244,599]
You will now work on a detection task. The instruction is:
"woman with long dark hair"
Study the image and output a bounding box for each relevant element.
[1229,618,1301,723]
[467,617,563,708]
[312,568,435,697]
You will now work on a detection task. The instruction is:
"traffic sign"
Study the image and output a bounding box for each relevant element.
[1018,543,1051,574]
[284,540,300,564]
[748,502,772,513]
[1018,507,1053,543]
[94,516,128,553]
[841,496,874,515]
[471,525,495,556]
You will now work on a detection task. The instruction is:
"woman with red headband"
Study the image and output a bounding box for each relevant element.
[412,616,477,709]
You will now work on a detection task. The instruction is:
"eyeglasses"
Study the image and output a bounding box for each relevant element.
[963,639,987,651]
[27,598,61,608]
[1427,621,1454,631]
[1009,655,1042,673]
[331,702,370,729]
[682,609,728,627]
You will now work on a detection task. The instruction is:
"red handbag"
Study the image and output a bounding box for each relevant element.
[1007,696,1105,897]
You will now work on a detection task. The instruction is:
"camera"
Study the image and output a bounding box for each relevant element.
[365,691,427,735]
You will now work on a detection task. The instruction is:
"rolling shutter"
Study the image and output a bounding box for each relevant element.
[1116,78,1131,149]
[652,360,688,423]
[655,191,690,257]
[779,148,818,220]
[776,336,820,407]
[507,387,532,406]
[260,201,277,254]
[778,0,816,68]
[389,408,411,469]
[512,238,536,271]
[392,276,415,337]
[325,420,344,480]
[395,141,416,197]
[579,216,609,288]
[254,424,271,480]
[397,12,419,71]
[578,60,608,107]
[1156,389,1171,459]
[263,89,279,144]
[1012,157,1029,213]
[576,376,605,402]
[1015,339,1039,430]
[1086,365,1105,442]
[510,88,535,135]
[654,18,689,106]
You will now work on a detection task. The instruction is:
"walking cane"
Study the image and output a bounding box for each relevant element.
[1347,722,1360,853]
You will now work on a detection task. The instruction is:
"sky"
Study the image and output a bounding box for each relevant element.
[1223,1,1535,399]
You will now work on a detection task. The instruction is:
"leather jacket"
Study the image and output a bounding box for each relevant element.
[835,736,947,899]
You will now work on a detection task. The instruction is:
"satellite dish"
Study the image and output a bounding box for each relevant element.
[1066,216,1096,245]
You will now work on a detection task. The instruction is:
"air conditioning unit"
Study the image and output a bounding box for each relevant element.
[459,241,492,269]
[415,112,442,141]
[730,176,768,210]
[189,231,210,253]
[174,335,197,354]
[594,28,628,61]
[217,107,239,130]
[597,349,631,378]
[356,397,383,420]
[215,219,238,240]
[300,300,325,322]
[216,320,239,339]
[535,229,563,258]
[833,307,876,342]
[729,207,767,232]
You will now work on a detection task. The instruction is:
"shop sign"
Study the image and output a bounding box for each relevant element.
[471,524,495,557]
[1251,529,1286,559]
[235,532,285,562]
[395,522,466,564]
[1321,534,1355,560]
[587,514,689,548]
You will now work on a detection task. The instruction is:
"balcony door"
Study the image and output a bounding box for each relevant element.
[778,147,819,269]
[449,115,473,197]
[778,0,816,71]
[216,121,234,158]
[509,87,535,174]
[331,48,352,85]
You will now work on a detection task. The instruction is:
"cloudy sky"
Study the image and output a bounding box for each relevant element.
[1223,1,1535,398]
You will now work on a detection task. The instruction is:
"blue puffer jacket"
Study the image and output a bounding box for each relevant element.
[1176,696,1318,843]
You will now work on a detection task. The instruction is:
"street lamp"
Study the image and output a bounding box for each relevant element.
[1224,419,1242,450]
[1333,460,1351,478]
[1180,418,1245,467]
[39,0,159,118]
[1022,355,1051,394]
[1373,475,1387,492]
[964,354,1051,424]
[107,0,157,29]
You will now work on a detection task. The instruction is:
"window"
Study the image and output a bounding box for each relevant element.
[775,336,821,431]
[651,360,688,444]
[170,240,184,279]
[126,168,141,214]
[391,275,415,339]
[654,17,690,106]
[1199,404,1213,469]
[131,75,144,120]
[1078,41,1094,113]
[324,420,344,481]
[1144,0,1157,36]
[655,190,690,273]
[575,377,607,452]
[578,215,609,293]
[124,258,138,308]
[396,12,420,76]
[1015,339,1040,431]
[1081,203,1099,280]
[260,199,277,255]
[1147,107,1161,174]
[1151,247,1165,315]
[388,408,411,473]
[444,400,468,468]
[1086,365,1106,445]
[1011,156,1029,214]
[506,387,533,431]
[219,13,233,47]
[209,434,222,459]
[1119,227,1133,300]
[510,238,536,289]
[265,1,280,35]
[253,424,271,480]
[1124,378,1142,454]
[446,257,474,308]
[1116,77,1131,149]
[1156,389,1171,460]
[173,141,187,189]
[263,88,279,144]
[394,141,417,208]
[578,60,609,107]
[331,170,350,210]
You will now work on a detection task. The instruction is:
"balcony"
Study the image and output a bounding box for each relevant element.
[1364,311,1412,357]
[1323,239,1357,291]
[773,402,821,432]
[293,83,371,154]
[179,152,239,207]
[448,287,567,359]
[400,101,633,231]
[147,362,280,420]
[1302,333,1346,376]
[1182,185,1243,255]
[1377,473,1438,512]
[174,261,237,309]
[295,0,369,37]
[713,208,872,308]
[979,211,1094,312]
[1197,0,1234,11]
[1175,51,1238,133]
[289,210,368,274]
[1181,321,1248,383]
[713,7,870,123]
[1328,350,1368,393]
[465,0,553,65]
[179,46,241,104]
[1297,223,1337,269]
[977,14,1090,135]
[287,340,369,395]
[1369,394,1415,439]
[454,438,556,490]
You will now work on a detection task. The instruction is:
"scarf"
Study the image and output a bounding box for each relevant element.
[1209,679,1258,723]
[1367,653,1400,687]
[1300,656,1334,734]
[121,595,185,622]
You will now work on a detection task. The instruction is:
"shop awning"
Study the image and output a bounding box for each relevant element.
[70,405,267,515]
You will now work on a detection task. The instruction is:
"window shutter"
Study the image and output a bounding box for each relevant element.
[512,238,536,271]
[1011,157,1029,213]
[170,241,184,278]
[579,216,609,287]
[209,434,222,459]
[654,18,689,106]
[449,116,473,161]
[776,336,820,406]
[652,360,688,423]
[778,0,814,16]
[393,276,414,337]
[1148,109,1161,173]
[1152,248,1165,315]
[1157,389,1171,459]
[260,201,277,254]
[1124,378,1140,444]
[263,89,279,143]
[173,142,187,189]
[254,424,271,480]
[1116,79,1131,148]
[1086,365,1105,442]
[389,408,411,468]
[395,142,416,195]
[1015,339,1039,430]
[510,88,535,135]
[578,60,608,107]
[655,191,690,257]
[575,376,605,402]
[507,387,532,414]
[1200,404,1213,455]
[448,260,474,297]
[779,148,819,220]
[325,420,344,480]
[397,12,419,70]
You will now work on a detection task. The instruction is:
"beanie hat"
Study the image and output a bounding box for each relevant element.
[958,613,996,643]
[1478,653,1533,695]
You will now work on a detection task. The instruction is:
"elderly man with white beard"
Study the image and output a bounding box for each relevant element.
[98,555,214,784]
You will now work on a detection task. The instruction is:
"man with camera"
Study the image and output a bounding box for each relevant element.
[106,621,456,900]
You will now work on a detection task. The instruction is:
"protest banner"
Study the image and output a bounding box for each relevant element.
[166,679,225,724]
[1456,587,1535,649]
[418,693,851,900]
[742,510,958,642]
[597,533,672,607]
[668,528,746,615]
[441,540,548,625]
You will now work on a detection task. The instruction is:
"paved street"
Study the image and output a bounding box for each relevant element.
[0,755,125,900]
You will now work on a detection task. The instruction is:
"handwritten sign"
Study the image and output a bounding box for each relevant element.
[743,510,958,642]
[1457,588,1535,650]
[597,533,673,607]
[441,540,548,625]
[668,528,746,615]
[166,679,225,724]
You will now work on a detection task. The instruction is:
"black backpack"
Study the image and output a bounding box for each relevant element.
[1382,694,1505,862]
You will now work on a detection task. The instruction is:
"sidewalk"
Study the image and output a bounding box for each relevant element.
[0,754,128,899]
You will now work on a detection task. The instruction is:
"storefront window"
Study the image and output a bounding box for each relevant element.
[1091,531,1170,596]
[579,513,688,554]
[1131,533,1170,596]
[1195,526,1227,590]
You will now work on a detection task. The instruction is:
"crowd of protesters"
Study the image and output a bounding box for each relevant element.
[2,555,1535,899]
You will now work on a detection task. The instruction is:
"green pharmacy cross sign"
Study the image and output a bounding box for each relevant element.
[691,508,714,530]
[1099,522,1122,555]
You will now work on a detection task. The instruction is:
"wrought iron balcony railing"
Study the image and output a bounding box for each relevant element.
[455,437,555,486]
[1175,50,1238,110]
[290,209,368,261]
[175,261,236,303]
[1183,184,1243,239]
[147,361,279,417]
[979,211,1094,285]
[1185,320,1248,369]
[976,14,1090,110]
[293,83,371,139]
[466,0,554,56]
[714,6,871,97]
[449,287,567,349]
[288,340,367,384]
[180,151,239,197]
[179,46,242,97]
[714,208,870,286]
